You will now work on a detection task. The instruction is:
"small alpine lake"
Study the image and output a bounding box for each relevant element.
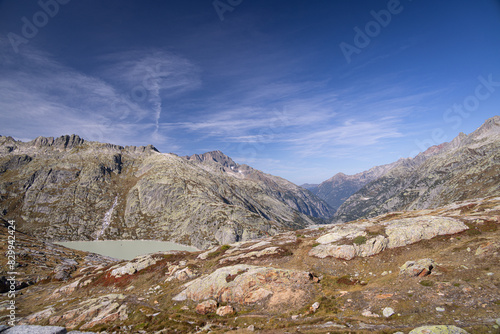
[55,240,199,260]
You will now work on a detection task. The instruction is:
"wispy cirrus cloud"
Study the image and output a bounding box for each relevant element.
[0,41,426,166]
[96,50,201,143]
[286,117,404,158]
[0,44,200,148]
[157,75,424,160]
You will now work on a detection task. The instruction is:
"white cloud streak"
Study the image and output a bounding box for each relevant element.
[0,42,436,165]
[158,79,422,159]
[0,44,200,149]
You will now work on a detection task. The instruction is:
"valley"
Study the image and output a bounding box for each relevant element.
[0,116,499,333]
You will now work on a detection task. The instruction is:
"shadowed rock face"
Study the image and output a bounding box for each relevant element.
[0,135,332,249]
[331,116,500,222]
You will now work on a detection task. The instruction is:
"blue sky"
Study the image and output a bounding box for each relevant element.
[1,0,499,184]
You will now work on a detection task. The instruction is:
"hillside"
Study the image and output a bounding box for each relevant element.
[306,161,403,212]
[1,197,499,333]
[304,136,456,213]
[0,135,332,250]
[333,116,500,222]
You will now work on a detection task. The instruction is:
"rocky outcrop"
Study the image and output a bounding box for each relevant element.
[165,260,199,282]
[315,222,370,244]
[186,150,239,171]
[409,325,469,334]
[309,217,468,260]
[64,294,128,330]
[109,254,160,277]
[173,264,317,309]
[53,259,78,281]
[195,300,218,315]
[31,134,85,150]
[475,241,500,257]
[399,259,435,277]
[21,294,128,330]
[219,246,286,264]
[310,244,357,260]
[0,154,32,173]
[216,305,236,316]
[1,325,69,334]
[383,217,468,248]
[49,278,92,300]
[23,307,56,324]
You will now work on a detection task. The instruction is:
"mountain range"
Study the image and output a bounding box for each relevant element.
[1,116,499,250]
[0,135,331,249]
[306,115,500,222]
[3,191,499,333]
[0,117,499,333]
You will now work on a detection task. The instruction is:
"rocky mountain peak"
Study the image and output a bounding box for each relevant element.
[421,142,448,156]
[469,115,500,141]
[326,172,348,182]
[186,150,238,169]
[448,132,467,149]
[124,144,159,154]
[30,134,85,150]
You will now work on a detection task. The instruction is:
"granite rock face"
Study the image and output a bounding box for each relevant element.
[2,325,70,334]
[408,325,469,334]
[109,254,159,277]
[195,300,218,315]
[399,259,435,277]
[382,216,468,248]
[0,135,333,249]
[173,264,317,309]
[309,216,468,260]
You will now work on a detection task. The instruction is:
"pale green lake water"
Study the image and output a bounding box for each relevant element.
[55,240,199,260]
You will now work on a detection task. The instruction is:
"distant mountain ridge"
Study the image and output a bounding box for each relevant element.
[2,117,498,249]
[0,135,333,249]
[183,150,333,219]
[305,161,403,212]
[310,116,500,222]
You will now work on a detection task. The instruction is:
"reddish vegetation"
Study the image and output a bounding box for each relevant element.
[94,272,136,288]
